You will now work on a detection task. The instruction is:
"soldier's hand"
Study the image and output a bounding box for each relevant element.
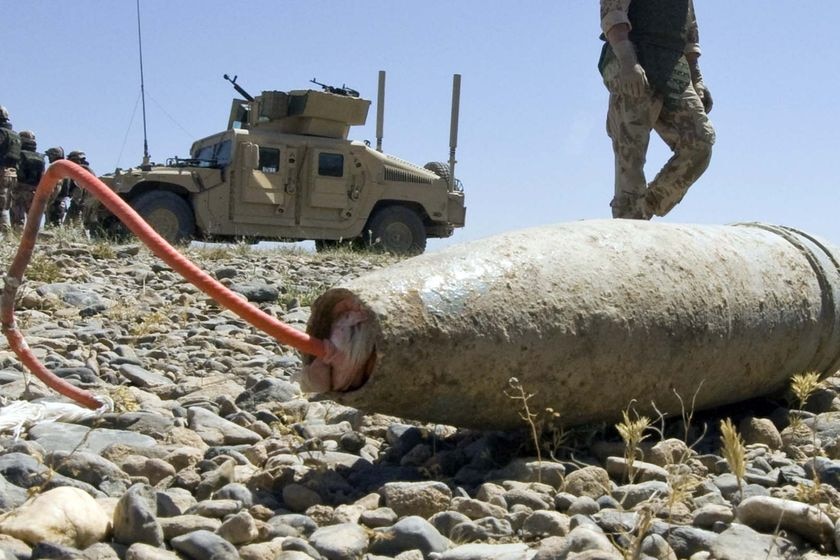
[686,55,713,113]
[612,39,648,97]
[619,63,649,97]
[696,82,713,113]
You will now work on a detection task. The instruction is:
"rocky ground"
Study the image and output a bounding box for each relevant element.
[0,229,840,559]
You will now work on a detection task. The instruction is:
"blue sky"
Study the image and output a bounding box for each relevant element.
[3,2,838,251]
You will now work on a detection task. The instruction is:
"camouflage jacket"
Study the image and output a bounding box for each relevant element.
[18,149,45,186]
[0,124,21,169]
[600,0,700,55]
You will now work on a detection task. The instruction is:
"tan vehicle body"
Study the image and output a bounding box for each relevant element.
[90,84,466,254]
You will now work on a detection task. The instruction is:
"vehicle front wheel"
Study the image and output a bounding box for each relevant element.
[366,206,426,255]
[130,191,195,245]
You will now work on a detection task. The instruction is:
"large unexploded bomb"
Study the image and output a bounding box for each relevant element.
[301,220,840,430]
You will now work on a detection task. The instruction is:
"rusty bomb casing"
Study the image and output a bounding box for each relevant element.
[303,220,840,430]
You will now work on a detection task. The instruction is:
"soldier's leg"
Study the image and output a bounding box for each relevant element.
[606,91,661,219]
[0,171,15,232]
[10,185,28,228]
[645,84,716,217]
[18,185,35,227]
[9,193,21,227]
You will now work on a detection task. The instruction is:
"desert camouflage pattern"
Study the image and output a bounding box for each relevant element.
[11,183,35,228]
[0,168,17,231]
[602,54,715,218]
[600,0,700,54]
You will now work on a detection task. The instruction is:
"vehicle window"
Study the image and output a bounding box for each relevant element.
[258,147,281,173]
[194,145,214,160]
[192,141,232,167]
[318,153,344,178]
[215,140,232,167]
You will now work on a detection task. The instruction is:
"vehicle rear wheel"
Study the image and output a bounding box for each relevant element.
[366,206,426,255]
[130,191,195,245]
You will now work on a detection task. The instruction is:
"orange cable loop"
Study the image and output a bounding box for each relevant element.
[1,160,327,410]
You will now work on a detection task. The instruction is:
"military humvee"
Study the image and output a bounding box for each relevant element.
[87,72,466,254]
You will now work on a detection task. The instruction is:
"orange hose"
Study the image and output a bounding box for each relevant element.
[2,160,327,410]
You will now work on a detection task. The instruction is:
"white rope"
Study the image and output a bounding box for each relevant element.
[0,399,112,439]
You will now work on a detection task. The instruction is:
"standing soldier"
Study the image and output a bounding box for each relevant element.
[45,146,70,226]
[13,131,45,228]
[0,106,21,232]
[65,150,92,223]
[598,0,715,219]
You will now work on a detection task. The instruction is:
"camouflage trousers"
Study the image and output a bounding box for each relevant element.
[605,80,716,219]
[11,182,36,228]
[0,168,16,232]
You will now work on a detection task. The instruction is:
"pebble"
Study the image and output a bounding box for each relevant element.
[112,483,164,547]
[158,515,222,540]
[170,529,240,559]
[0,486,109,548]
[369,516,450,557]
[309,521,369,559]
[564,466,611,499]
[216,511,259,545]
[736,495,834,547]
[1,238,840,558]
[187,406,262,446]
[381,481,452,519]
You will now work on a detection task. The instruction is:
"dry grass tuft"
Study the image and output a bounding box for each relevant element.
[90,241,117,260]
[719,418,746,501]
[505,377,543,484]
[791,371,821,411]
[616,406,651,484]
[25,254,63,283]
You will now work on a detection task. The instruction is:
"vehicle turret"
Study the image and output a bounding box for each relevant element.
[226,76,370,140]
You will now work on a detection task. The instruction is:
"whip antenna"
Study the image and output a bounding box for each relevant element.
[136,0,151,169]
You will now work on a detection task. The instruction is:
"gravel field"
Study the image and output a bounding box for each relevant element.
[0,230,839,560]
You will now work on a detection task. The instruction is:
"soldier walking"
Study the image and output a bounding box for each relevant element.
[598,0,716,219]
[0,106,21,232]
[13,130,45,228]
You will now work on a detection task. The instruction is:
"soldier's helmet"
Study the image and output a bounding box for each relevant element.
[67,150,85,163]
[19,130,36,144]
[45,147,65,161]
[0,106,8,123]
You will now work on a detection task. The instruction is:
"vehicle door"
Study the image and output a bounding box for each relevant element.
[299,147,356,227]
[232,141,297,226]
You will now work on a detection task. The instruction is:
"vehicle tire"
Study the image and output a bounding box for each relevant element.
[366,206,426,255]
[130,191,195,245]
[424,161,451,183]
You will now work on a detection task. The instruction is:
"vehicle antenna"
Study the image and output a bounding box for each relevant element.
[448,74,461,191]
[376,70,385,152]
[136,0,151,169]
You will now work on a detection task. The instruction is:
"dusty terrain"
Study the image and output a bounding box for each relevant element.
[0,228,838,559]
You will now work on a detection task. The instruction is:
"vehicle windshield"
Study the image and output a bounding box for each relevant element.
[191,139,232,167]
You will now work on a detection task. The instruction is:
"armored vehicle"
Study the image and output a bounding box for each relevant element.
[86,72,466,254]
